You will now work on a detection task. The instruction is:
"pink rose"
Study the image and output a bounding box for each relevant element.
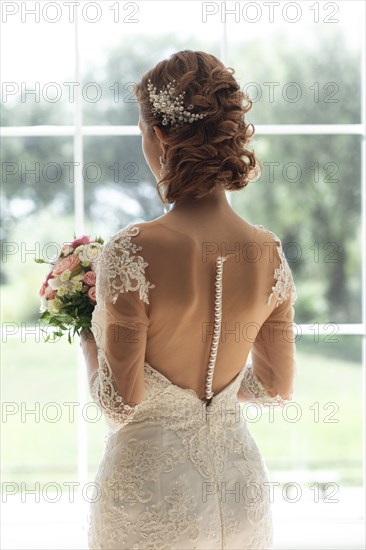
[52,254,80,276]
[70,235,91,248]
[82,270,96,287]
[39,271,53,297]
[88,286,96,302]
[39,282,47,297]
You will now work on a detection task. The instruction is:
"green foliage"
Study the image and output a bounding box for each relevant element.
[39,290,95,344]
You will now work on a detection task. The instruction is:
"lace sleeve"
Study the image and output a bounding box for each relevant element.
[255,225,297,308]
[237,225,297,406]
[95,223,155,306]
[90,349,139,432]
[238,363,291,407]
[90,224,153,432]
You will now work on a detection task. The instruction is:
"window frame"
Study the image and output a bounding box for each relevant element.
[1,9,365,512]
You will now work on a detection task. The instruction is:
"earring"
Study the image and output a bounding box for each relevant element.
[159,155,167,179]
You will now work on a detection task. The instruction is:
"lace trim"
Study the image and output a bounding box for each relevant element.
[90,347,139,428]
[256,225,297,307]
[89,370,99,395]
[239,363,290,407]
[96,223,155,305]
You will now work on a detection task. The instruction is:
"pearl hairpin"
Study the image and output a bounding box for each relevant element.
[147,78,207,127]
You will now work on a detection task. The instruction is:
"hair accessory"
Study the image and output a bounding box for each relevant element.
[147,78,207,127]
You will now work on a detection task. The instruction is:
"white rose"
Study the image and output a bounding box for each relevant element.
[48,298,62,313]
[48,276,62,290]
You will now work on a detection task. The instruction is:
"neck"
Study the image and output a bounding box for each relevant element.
[169,188,231,214]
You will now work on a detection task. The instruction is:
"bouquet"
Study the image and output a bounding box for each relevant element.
[35,234,104,343]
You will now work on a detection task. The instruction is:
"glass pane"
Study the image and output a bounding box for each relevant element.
[1,137,74,325]
[1,11,75,126]
[227,0,364,124]
[83,135,164,238]
[231,134,362,324]
[1,332,77,485]
[79,1,222,125]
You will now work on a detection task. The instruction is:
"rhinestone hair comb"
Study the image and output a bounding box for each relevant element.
[147,78,207,127]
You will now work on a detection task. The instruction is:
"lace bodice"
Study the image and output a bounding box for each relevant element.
[89,220,297,432]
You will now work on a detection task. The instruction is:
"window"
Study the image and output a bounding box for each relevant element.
[1,1,364,547]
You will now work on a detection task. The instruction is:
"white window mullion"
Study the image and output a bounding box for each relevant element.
[73,10,88,505]
[74,15,84,236]
[1,124,364,137]
[360,12,366,488]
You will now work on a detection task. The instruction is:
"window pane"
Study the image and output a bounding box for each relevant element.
[1,13,75,126]
[1,333,78,486]
[1,138,81,509]
[231,134,362,324]
[245,334,363,492]
[83,135,163,237]
[227,0,364,124]
[79,1,222,125]
[1,137,74,324]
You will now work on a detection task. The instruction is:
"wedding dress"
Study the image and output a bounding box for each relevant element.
[87,216,297,550]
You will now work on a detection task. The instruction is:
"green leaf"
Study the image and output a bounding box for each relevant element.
[40,311,50,320]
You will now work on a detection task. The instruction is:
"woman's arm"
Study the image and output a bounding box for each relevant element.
[237,227,297,406]
[79,328,99,388]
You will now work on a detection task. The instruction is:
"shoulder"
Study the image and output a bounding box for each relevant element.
[109,220,164,246]
[253,224,297,307]
[102,220,162,256]
[97,222,156,305]
[253,223,281,246]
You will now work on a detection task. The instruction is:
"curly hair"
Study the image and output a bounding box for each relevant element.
[133,50,261,204]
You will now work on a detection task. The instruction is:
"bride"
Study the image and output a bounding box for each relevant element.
[80,49,297,550]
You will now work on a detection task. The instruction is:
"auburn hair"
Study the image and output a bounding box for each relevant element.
[133,50,261,204]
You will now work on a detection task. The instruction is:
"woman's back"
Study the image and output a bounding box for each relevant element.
[137,205,294,399]
[91,195,297,411]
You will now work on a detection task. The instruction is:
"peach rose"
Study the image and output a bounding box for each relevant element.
[52,254,80,276]
[82,270,96,287]
[88,286,96,302]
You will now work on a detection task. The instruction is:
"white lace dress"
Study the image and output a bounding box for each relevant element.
[87,221,297,550]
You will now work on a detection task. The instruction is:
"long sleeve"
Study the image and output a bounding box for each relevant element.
[238,228,297,406]
[89,224,154,432]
